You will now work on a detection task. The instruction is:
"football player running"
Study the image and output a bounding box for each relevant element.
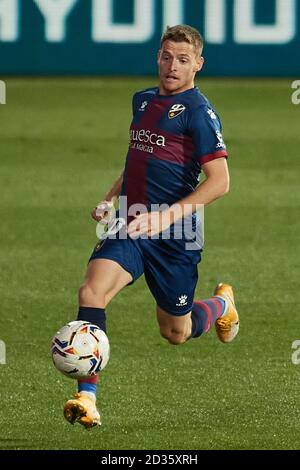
[63,25,239,429]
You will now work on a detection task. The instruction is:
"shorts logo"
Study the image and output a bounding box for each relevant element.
[168,104,186,119]
[176,294,188,307]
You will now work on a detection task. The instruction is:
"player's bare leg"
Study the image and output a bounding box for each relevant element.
[79,258,133,308]
[157,306,192,345]
[64,258,132,429]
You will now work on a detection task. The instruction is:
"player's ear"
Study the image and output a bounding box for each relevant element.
[157,49,161,64]
[194,56,204,73]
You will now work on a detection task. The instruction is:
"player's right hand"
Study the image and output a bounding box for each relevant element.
[91,200,114,224]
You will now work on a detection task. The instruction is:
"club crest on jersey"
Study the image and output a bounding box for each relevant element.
[168,104,186,119]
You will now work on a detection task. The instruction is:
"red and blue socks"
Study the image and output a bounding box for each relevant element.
[191,297,227,338]
[77,306,107,398]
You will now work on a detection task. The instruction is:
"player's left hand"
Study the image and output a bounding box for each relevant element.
[127,211,171,238]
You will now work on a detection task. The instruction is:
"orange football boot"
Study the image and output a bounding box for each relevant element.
[214,283,239,343]
[64,392,101,430]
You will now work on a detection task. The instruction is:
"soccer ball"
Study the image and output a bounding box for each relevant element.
[51,321,110,379]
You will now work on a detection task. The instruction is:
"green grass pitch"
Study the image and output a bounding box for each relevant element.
[0,77,299,450]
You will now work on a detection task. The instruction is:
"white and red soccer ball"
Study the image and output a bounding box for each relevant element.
[51,321,110,379]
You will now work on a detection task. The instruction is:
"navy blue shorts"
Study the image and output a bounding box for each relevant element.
[89,235,201,316]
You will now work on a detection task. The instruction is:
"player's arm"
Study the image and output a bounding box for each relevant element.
[166,105,230,223]
[166,157,229,223]
[103,172,124,203]
[91,172,124,222]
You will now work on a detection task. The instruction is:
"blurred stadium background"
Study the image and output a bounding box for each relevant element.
[0,0,299,450]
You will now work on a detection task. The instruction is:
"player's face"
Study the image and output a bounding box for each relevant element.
[158,40,204,95]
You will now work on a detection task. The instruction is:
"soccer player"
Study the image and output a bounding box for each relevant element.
[63,25,239,429]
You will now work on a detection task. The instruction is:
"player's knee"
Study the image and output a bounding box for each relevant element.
[79,283,107,307]
[160,327,187,345]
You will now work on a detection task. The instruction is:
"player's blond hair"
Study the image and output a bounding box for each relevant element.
[160,25,204,56]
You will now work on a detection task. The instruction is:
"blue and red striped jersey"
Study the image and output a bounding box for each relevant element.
[121,86,228,210]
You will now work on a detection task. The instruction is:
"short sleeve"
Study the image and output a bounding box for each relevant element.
[189,106,228,166]
[132,92,139,116]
